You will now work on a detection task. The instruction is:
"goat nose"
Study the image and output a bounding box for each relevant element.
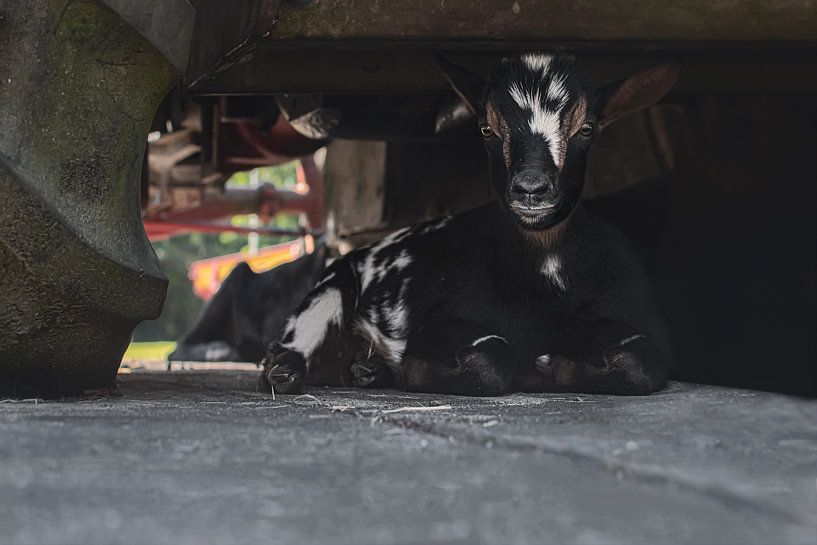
[510,170,552,197]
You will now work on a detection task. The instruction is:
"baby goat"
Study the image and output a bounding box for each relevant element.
[260,53,679,396]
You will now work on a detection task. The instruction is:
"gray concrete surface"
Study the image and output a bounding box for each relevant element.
[1,370,816,545]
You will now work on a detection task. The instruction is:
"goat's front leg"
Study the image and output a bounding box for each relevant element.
[403,317,516,395]
[523,319,668,395]
[259,262,358,395]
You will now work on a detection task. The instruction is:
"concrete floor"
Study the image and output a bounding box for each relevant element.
[1,369,816,545]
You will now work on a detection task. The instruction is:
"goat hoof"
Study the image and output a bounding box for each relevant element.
[454,338,507,372]
[603,335,653,371]
[264,365,304,394]
[534,354,554,380]
[534,353,576,385]
[259,347,307,395]
[350,361,376,387]
[351,361,374,378]
[350,360,391,388]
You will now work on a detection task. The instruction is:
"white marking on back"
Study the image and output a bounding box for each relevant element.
[542,254,566,290]
[392,250,412,270]
[418,215,452,234]
[359,227,412,291]
[358,217,449,293]
[281,287,343,361]
[471,335,508,347]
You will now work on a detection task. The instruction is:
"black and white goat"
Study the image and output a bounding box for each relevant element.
[260,53,679,396]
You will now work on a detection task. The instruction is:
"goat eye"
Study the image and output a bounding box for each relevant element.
[579,122,595,137]
[479,123,495,138]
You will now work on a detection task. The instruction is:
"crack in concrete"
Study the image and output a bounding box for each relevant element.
[101,374,817,534]
[305,398,817,531]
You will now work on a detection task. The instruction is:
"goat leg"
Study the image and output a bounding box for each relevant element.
[258,260,360,395]
[529,320,668,395]
[403,318,516,395]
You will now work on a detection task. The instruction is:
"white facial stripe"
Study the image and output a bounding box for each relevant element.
[508,84,563,167]
[542,254,567,290]
[547,73,569,106]
[521,53,553,73]
[281,287,343,361]
[507,64,571,167]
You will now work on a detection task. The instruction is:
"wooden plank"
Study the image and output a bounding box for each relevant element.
[190,50,817,94]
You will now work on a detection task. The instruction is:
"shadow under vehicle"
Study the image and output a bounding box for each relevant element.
[1,0,815,396]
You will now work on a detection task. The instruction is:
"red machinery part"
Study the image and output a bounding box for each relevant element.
[144,156,324,241]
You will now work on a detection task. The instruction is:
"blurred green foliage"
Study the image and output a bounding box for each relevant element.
[132,162,301,342]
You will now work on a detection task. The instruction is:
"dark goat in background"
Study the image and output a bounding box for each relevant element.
[168,244,326,364]
[260,53,680,396]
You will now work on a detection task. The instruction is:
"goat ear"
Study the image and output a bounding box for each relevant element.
[435,53,487,115]
[597,61,681,129]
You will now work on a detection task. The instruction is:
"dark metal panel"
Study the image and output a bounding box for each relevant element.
[184,0,282,89]
[183,0,817,94]
[189,49,817,94]
[271,0,817,43]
